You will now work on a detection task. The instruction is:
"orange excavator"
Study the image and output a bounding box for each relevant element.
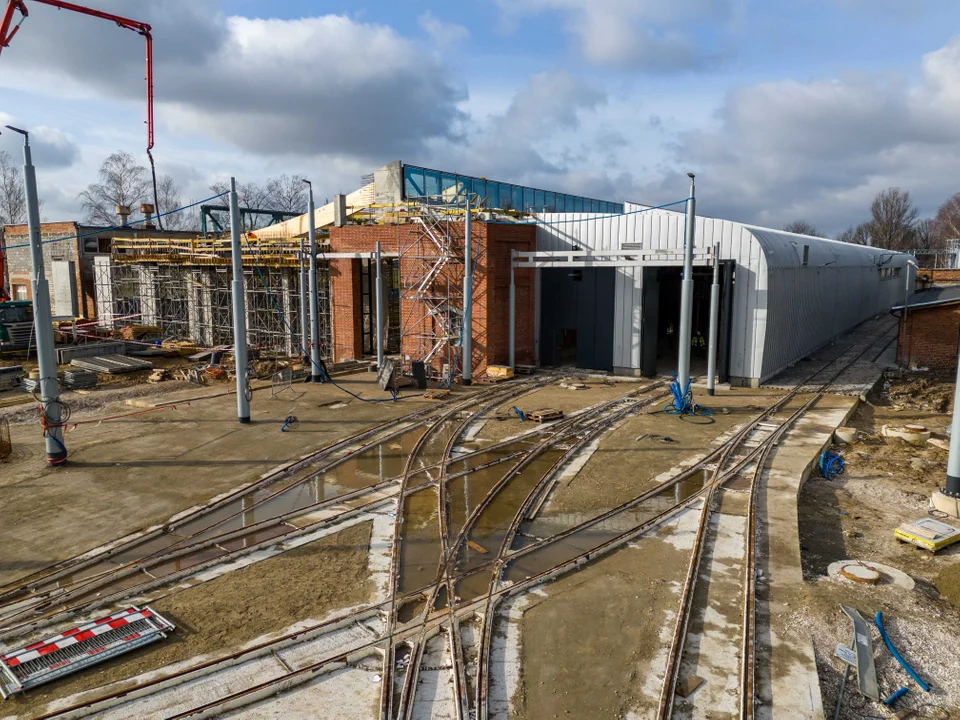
[0,0,162,228]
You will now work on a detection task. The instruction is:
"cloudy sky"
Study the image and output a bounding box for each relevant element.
[1,0,958,234]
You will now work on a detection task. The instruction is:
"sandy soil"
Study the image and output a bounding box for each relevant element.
[4,521,374,719]
[508,527,692,720]
[548,387,781,515]
[796,372,960,719]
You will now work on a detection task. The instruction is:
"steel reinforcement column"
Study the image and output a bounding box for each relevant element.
[229,177,250,424]
[462,197,473,386]
[677,173,696,390]
[706,245,720,395]
[306,181,322,382]
[11,126,66,464]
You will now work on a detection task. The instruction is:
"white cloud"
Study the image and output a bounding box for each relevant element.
[632,36,960,232]
[0,114,80,169]
[418,11,470,50]
[495,0,732,71]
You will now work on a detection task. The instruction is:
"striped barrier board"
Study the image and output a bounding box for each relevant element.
[0,606,175,698]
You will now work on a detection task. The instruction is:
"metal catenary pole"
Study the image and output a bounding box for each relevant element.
[944,345,960,498]
[706,244,720,395]
[8,125,66,464]
[462,196,473,385]
[900,260,916,370]
[509,248,516,369]
[229,177,250,423]
[677,173,696,390]
[299,236,308,358]
[305,180,322,382]
[375,241,384,369]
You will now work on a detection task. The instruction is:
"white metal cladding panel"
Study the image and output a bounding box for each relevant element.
[613,267,642,368]
[536,211,769,379]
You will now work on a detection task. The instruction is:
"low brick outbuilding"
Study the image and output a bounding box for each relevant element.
[896,286,960,371]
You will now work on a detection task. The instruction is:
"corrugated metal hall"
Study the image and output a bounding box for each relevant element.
[532,208,914,386]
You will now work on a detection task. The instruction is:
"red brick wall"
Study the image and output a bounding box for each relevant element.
[921,269,960,284]
[327,221,537,376]
[329,258,363,361]
[899,304,960,370]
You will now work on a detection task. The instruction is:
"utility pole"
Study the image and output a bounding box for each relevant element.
[303,179,322,382]
[706,244,720,396]
[375,241,384,369]
[677,173,696,391]
[7,125,66,464]
[229,177,250,424]
[462,196,473,386]
[934,347,960,517]
[900,260,917,370]
[299,236,308,358]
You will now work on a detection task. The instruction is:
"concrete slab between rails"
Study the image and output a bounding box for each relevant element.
[756,394,858,720]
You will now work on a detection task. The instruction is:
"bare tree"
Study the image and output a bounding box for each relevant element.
[837,223,872,246]
[208,179,289,230]
[867,187,918,252]
[932,192,960,243]
[782,220,824,237]
[265,174,307,213]
[0,150,26,226]
[156,174,188,231]
[79,152,149,226]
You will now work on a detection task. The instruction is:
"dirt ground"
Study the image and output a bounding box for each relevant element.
[509,527,691,720]
[4,521,374,719]
[549,387,782,515]
[797,371,960,719]
[0,372,452,587]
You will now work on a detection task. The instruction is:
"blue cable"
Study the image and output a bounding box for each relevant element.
[1,192,229,251]
[875,612,930,692]
[819,451,844,480]
[664,372,713,418]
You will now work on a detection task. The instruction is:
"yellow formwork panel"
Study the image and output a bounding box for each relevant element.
[894,517,960,552]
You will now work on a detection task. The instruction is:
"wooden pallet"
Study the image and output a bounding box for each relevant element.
[514,364,537,375]
[423,389,451,400]
[528,408,563,423]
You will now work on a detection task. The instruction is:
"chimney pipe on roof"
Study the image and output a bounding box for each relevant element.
[115,205,131,226]
[140,203,156,230]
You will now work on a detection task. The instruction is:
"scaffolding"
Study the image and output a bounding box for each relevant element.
[397,201,481,378]
[94,255,331,358]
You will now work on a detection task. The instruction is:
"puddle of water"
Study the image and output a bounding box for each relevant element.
[174,428,428,545]
[410,417,464,472]
[67,568,154,607]
[145,545,228,579]
[397,595,427,624]
[215,523,294,552]
[454,567,493,606]
[503,472,708,583]
[398,487,442,595]
[456,449,565,574]
[447,440,533,476]
[433,584,448,611]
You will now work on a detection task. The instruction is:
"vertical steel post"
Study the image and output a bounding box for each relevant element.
[229,177,250,424]
[12,126,66,464]
[706,245,720,396]
[900,260,915,370]
[944,345,960,498]
[299,237,308,357]
[305,182,322,381]
[677,173,696,390]
[462,197,473,385]
[376,241,384,369]
[509,249,516,369]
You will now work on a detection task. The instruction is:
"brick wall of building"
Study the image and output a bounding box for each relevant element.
[2,223,82,310]
[920,269,960,284]
[327,221,537,375]
[899,303,960,370]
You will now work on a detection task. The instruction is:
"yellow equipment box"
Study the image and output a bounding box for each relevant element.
[894,517,960,552]
[486,365,514,379]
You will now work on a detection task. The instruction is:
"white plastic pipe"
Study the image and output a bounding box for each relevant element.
[229,177,250,423]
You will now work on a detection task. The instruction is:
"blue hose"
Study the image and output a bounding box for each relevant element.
[819,451,844,480]
[664,373,714,418]
[875,612,930,692]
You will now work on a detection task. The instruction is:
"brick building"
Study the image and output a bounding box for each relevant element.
[1,222,196,319]
[895,286,960,371]
[327,221,536,376]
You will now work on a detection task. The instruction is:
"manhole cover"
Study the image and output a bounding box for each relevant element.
[840,564,880,584]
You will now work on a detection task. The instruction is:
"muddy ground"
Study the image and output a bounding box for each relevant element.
[4,521,374,720]
[508,522,692,720]
[548,387,781,516]
[797,371,960,719]
[0,372,448,587]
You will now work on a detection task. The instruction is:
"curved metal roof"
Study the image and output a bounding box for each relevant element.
[744,225,913,269]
